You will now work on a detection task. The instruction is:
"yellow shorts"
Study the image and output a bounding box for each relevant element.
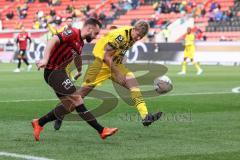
[82,58,133,87]
[184,45,195,59]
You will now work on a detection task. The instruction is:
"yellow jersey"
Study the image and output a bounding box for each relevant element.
[93,26,135,64]
[185,33,195,46]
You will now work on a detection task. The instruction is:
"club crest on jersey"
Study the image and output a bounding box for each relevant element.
[115,35,124,44]
[63,29,73,36]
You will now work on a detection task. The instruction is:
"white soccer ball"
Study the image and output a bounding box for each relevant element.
[153,75,173,94]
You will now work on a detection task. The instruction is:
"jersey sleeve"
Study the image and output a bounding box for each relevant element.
[107,30,125,49]
[27,33,32,43]
[47,23,57,35]
[57,28,77,44]
[16,34,20,43]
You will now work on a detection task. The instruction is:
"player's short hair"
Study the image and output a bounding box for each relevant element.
[134,20,149,37]
[84,18,102,28]
[109,25,118,30]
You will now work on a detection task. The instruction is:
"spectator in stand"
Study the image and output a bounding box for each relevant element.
[194,4,202,17]
[201,6,206,17]
[66,4,74,14]
[111,3,117,10]
[208,10,215,22]
[179,1,186,14]
[131,0,139,9]
[33,20,40,29]
[98,12,106,27]
[195,28,203,40]
[215,9,223,21]
[16,2,28,19]
[73,7,84,17]
[26,0,35,3]
[226,10,233,19]
[162,26,170,42]
[110,2,124,19]
[210,0,218,12]
[51,0,61,6]
[88,11,97,19]
[72,17,84,29]
[86,4,91,12]
[123,0,133,11]
[54,15,62,25]
[171,2,180,13]
[36,10,44,20]
[147,29,156,42]
[81,4,91,16]
[50,6,56,17]
[185,2,193,14]
[6,10,14,20]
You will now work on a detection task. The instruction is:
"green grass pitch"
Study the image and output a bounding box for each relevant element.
[0,63,239,160]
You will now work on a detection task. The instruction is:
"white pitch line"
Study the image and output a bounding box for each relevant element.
[162,91,235,97]
[0,92,237,103]
[0,151,54,160]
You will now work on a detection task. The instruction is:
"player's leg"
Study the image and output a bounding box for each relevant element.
[14,51,22,72]
[54,58,106,130]
[33,92,85,141]
[32,69,117,141]
[190,58,203,75]
[112,65,162,126]
[182,57,187,74]
[54,59,112,131]
[188,46,203,75]
[178,47,189,75]
[32,69,78,141]
[53,85,95,130]
[21,50,32,71]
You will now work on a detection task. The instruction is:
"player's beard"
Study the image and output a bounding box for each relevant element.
[86,35,93,43]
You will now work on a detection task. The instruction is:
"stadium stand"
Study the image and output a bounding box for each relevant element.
[0,0,240,41]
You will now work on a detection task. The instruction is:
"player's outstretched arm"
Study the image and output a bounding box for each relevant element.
[103,43,118,70]
[103,44,125,83]
[36,35,60,70]
[73,54,82,80]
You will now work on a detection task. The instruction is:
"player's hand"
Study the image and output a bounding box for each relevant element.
[36,59,48,70]
[74,71,82,81]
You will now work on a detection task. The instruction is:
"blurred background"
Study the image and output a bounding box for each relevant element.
[0,0,240,65]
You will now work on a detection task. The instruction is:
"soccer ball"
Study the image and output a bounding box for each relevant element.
[153,75,173,94]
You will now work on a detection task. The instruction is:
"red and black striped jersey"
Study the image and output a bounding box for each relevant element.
[46,27,84,70]
[16,32,31,50]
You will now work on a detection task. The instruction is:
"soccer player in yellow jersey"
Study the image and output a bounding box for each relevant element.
[54,21,162,130]
[178,27,203,75]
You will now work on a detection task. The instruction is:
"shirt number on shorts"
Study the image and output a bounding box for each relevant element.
[62,79,73,90]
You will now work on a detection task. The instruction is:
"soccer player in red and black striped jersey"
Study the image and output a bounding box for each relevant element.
[14,26,32,72]
[32,18,118,141]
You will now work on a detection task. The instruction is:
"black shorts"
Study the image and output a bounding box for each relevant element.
[44,69,76,98]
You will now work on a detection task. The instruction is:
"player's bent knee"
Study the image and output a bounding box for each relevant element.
[67,94,83,107]
[77,86,94,98]
[125,75,139,89]
[73,94,83,106]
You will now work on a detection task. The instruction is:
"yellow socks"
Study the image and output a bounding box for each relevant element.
[192,61,201,71]
[182,61,187,72]
[130,88,148,119]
